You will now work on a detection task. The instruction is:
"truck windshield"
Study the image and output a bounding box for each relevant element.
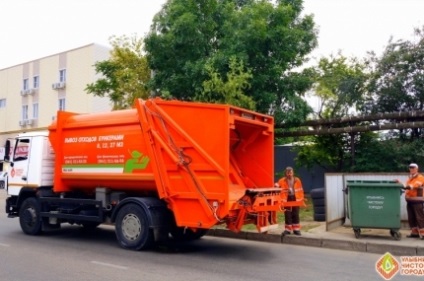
[13,139,30,162]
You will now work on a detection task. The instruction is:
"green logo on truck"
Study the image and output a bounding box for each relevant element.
[124,150,150,173]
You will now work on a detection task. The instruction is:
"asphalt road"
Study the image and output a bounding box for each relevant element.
[0,221,417,280]
[0,190,417,281]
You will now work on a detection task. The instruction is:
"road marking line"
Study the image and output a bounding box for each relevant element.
[0,243,10,247]
[91,261,128,270]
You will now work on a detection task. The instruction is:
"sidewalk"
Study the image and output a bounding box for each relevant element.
[207,220,424,256]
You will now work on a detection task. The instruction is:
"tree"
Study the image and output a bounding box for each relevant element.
[310,54,369,119]
[353,137,424,172]
[288,28,424,173]
[295,134,347,172]
[144,0,317,119]
[195,56,255,109]
[86,35,151,110]
[367,26,424,139]
[293,54,370,171]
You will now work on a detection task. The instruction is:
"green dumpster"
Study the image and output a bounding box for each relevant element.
[345,180,403,240]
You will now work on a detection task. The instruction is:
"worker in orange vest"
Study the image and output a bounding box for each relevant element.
[398,163,424,239]
[275,166,304,236]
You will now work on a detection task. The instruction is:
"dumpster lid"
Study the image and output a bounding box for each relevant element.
[346,180,403,188]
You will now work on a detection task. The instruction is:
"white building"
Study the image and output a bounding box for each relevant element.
[0,43,113,148]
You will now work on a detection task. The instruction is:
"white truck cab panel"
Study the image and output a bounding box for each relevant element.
[7,131,54,196]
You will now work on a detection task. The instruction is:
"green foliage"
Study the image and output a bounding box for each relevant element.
[295,134,347,172]
[294,54,370,172]
[292,27,424,173]
[144,0,318,117]
[354,138,424,172]
[274,132,312,145]
[86,35,151,110]
[195,57,255,109]
[296,132,424,173]
[312,53,369,119]
[367,26,424,139]
[144,0,219,99]
[368,27,424,113]
[273,68,316,126]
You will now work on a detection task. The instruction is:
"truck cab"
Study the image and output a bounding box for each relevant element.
[4,132,54,196]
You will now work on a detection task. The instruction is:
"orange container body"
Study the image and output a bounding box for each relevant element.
[49,109,158,192]
[48,98,276,230]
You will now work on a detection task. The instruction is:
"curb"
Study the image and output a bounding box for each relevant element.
[206,229,424,255]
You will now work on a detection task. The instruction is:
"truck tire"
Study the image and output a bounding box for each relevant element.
[312,198,326,207]
[313,213,326,222]
[19,197,42,235]
[115,203,154,251]
[313,206,326,214]
[310,188,325,199]
[170,227,208,241]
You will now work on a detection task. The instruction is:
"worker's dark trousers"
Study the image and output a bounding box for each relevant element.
[407,202,424,236]
[285,195,300,232]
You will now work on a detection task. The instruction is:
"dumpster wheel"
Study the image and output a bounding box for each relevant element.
[390,229,402,241]
[353,228,361,239]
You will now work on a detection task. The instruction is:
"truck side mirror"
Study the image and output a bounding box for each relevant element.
[4,140,10,162]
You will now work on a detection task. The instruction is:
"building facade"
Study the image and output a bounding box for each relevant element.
[0,43,112,146]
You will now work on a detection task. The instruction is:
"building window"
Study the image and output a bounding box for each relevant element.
[32,103,39,119]
[23,78,29,90]
[0,99,6,108]
[33,76,39,89]
[59,69,66,83]
[59,98,66,111]
[22,105,28,120]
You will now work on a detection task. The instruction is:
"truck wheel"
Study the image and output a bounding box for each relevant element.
[115,203,154,250]
[19,197,42,235]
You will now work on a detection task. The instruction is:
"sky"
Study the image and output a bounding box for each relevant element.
[0,0,423,69]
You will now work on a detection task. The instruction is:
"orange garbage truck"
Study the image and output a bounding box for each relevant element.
[4,98,303,250]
